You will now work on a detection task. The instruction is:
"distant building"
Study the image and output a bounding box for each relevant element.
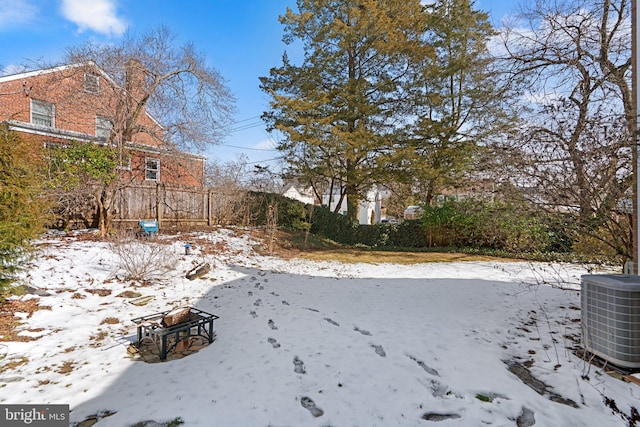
[282,184,316,205]
[403,205,423,220]
[322,185,391,225]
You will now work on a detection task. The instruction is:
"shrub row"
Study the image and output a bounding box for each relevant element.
[308,205,429,248]
[247,193,576,257]
[245,191,310,231]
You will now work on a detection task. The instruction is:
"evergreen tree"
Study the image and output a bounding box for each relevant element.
[0,124,49,289]
[261,0,430,220]
[396,0,511,205]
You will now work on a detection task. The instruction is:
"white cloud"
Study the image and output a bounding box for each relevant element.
[0,0,38,27]
[60,0,126,36]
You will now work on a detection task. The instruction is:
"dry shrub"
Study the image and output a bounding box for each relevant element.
[110,235,179,282]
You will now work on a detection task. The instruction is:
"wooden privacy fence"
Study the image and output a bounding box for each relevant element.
[112,182,241,227]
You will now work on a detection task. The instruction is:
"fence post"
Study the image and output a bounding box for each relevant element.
[156,182,162,227]
[207,189,213,226]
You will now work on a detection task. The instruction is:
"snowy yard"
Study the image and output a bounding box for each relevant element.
[0,228,638,426]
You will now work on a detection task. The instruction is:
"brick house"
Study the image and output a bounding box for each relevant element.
[0,62,205,188]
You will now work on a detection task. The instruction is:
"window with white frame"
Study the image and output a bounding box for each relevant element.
[84,73,99,94]
[145,158,160,181]
[31,99,55,127]
[117,155,132,171]
[96,115,112,139]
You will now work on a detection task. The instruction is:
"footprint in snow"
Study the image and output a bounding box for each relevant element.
[268,338,280,349]
[249,311,258,318]
[371,344,386,357]
[282,300,290,306]
[301,396,323,417]
[429,380,449,398]
[324,317,340,327]
[254,299,262,307]
[408,354,439,376]
[268,319,278,330]
[248,291,253,296]
[293,356,306,374]
[354,326,371,336]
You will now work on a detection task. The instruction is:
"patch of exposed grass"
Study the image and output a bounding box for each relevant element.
[0,356,28,374]
[265,230,514,264]
[56,360,76,375]
[116,290,142,298]
[0,299,49,342]
[295,249,508,264]
[90,331,109,346]
[86,289,112,296]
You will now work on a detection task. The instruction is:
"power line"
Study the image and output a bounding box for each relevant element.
[233,115,261,124]
[228,121,265,133]
[221,143,276,151]
[245,156,285,165]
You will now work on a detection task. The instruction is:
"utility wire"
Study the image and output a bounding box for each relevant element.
[245,156,285,165]
[221,143,276,151]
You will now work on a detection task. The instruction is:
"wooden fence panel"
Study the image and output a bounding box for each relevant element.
[114,183,159,220]
[113,183,211,226]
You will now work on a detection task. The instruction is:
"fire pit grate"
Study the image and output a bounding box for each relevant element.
[132,306,219,361]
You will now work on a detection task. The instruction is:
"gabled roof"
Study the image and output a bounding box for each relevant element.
[0,62,113,85]
[0,61,163,130]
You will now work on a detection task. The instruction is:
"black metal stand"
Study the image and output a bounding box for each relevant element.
[132,307,218,360]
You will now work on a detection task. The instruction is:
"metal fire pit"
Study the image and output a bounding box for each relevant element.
[132,307,219,360]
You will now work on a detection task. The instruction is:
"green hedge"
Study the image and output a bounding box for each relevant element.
[420,198,571,253]
[308,205,356,244]
[308,206,429,248]
[246,192,571,255]
[246,191,310,231]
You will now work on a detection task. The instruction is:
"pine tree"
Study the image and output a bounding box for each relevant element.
[261,0,430,220]
[397,0,510,205]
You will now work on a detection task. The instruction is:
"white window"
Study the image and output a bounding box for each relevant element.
[96,116,112,139]
[117,156,132,171]
[84,73,99,94]
[31,99,55,127]
[145,158,160,181]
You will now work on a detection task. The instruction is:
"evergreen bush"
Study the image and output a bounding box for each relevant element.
[0,125,50,292]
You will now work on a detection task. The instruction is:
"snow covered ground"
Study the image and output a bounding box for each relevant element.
[0,228,638,426]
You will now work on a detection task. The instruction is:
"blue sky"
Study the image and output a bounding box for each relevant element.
[0,0,516,167]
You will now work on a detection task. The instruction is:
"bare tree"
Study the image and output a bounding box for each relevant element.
[495,0,632,263]
[43,26,235,235]
[204,156,251,225]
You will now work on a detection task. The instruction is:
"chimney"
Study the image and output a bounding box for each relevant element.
[125,58,146,102]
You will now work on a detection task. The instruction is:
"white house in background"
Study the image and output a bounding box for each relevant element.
[322,185,391,225]
[282,184,316,205]
[403,205,424,220]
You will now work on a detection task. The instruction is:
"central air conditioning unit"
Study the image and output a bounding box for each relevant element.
[581,274,640,369]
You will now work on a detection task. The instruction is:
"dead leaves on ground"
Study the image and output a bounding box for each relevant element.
[0,299,50,342]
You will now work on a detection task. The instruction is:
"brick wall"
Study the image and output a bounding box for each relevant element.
[0,63,204,187]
